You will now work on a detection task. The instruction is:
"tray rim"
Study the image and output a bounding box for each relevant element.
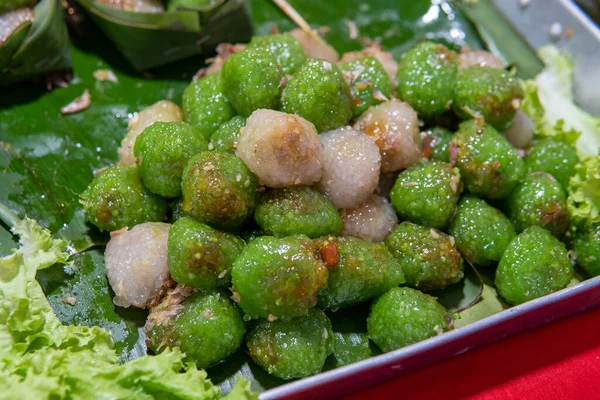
[260,276,600,399]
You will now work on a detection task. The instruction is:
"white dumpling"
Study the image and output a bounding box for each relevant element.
[458,48,505,70]
[236,109,323,188]
[354,100,422,172]
[105,222,171,308]
[341,194,398,242]
[289,29,339,63]
[504,109,535,149]
[316,127,381,209]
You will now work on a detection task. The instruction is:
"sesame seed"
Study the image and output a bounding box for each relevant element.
[549,22,563,41]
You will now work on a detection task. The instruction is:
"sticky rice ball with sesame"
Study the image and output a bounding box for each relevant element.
[118,100,183,166]
[235,109,323,188]
[181,151,258,230]
[340,44,398,83]
[390,161,462,229]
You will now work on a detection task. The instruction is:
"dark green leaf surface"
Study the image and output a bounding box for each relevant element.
[37,250,148,362]
[0,0,544,390]
[430,261,484,313]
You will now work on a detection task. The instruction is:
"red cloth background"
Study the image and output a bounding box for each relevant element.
[345,307,600,400]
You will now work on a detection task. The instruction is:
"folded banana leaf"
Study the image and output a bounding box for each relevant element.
[0,9,33,69]
[76,0,252,71]
[0,0,71,85]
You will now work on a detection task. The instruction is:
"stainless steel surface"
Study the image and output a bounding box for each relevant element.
[492,0,600,114]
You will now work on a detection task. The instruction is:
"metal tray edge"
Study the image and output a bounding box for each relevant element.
[260,277,600,400]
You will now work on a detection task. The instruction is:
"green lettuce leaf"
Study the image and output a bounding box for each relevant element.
[221,379,257,400]
[0,216,256,400]
[567,155,600,229]
[521,45,600,155]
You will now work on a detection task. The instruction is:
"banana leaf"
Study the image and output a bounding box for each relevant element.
[0,0,36,14]
[76,0,252,70]
[0,13,32,69]
[0,0,549,393]
[0,0,71,85]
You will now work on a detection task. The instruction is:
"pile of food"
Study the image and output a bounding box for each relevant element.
[63,27,600,381]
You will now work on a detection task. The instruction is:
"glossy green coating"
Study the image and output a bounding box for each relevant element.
[254,186,342,239]
[505,172,569,238]
[422,127,454,162]
[167,216,245,289]
[80,165,167,232]
[453,66,523,131]
[338,55,395,118]
[452,120,525,199]
[385,222,464,290]
[448,196,516,266]
[248,33,307,75]
[316,236,405,309]
[182,73,236,139]
[396,41,458,119]
[181,151,258,230]
[524,138,579,190]
[222,47,284,117]
[390,161,462,229]
[231,235,328,319]
[246,309,334,379]
[134,121,208,198]
[367,287,452,352]
[281,58,352,132]
[495,226,572,305]
[573,224,600,277]
[209,115,245,154]
[146,290,246,369]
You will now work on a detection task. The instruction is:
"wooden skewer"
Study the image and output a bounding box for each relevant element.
[271,0,312,32]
